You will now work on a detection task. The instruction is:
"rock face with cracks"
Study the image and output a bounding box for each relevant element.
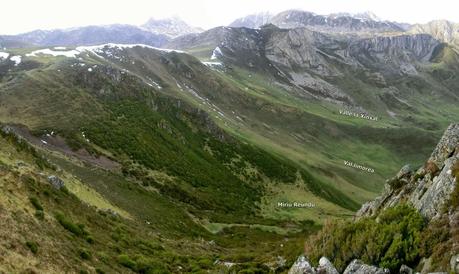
[357,123,459,220]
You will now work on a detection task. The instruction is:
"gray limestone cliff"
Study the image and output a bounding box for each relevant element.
[357,123,459,220]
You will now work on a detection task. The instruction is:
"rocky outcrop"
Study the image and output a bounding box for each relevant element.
[357,123,459,220]
[289,256,317,274]
[427,123,459,167]
[349,34,439,61]
[317,257,339,274]
[343,260,389,274]
[47,175,65,190]
[347,34,440,75]
[399,265,413,274]
[288,256,386,274]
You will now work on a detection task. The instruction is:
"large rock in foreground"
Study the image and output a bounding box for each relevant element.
[317,257,339,274]
[289,256,389,274]
[289,256,316,274]
[343,260,389,274]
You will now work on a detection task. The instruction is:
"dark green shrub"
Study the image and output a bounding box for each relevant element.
[79,249,91,260]
[85,235,94,244]
[306,205,425,272]
[117,254,136,270]
[135,256,168,273]
[55,212,88,237]
[35,210,45,220]
[95,268,106,274]
[26,241,38,254]
[29,197,43,211]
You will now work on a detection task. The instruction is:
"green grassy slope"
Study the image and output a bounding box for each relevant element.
[1,128,318,273]
[0,36,457,272]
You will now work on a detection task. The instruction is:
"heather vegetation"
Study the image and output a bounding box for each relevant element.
[306,205,451,272]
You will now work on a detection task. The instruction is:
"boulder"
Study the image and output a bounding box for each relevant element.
[316,257,338,274]
[400,265,413,274]
[289,255,316,274]
[409,155,459,219]
[1,125,13,134]
[397,165,413,179]
[47,175,65,189]
[343,259,389,274]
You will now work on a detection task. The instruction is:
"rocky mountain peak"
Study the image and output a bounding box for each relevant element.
[269,9,404,33]
[229,11,274,28]
[229,9,404,34]
[409,20,459,45]
[141,16,204,38]
[328,11,382,22]
[1,24,170,47]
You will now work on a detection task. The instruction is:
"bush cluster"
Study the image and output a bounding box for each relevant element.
[306,205,428,272]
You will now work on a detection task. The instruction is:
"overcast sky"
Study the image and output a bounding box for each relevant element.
[1,0,457,35]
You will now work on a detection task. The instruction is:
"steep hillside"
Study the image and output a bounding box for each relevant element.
[2,19,459,272]
[290,124,459,273]
[0,124,319,273]
[1,43,399,271]
[167,25,459,203]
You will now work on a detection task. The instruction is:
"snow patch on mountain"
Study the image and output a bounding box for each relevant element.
[24,44,185,60]
[77,43,184,56]
[211,47,222,60]
[26,49,80,57]
[10,56,21,65]
[0,52,9,60]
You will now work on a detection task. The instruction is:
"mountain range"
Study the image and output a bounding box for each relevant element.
[1,8,459,273]
[2,10,459,48]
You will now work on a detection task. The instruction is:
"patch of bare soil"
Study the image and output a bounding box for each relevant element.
[8,124,121,171]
